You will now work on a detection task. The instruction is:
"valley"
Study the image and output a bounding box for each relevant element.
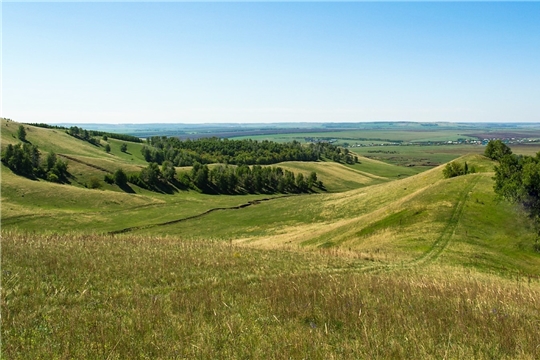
[2,119,540,359]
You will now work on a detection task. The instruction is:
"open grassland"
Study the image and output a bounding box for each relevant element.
[1,157,384,234]
[229,129,478,143]
[4,151,538,276]
[2,231,540,359]
[281,156,426,182]
[511,143,540,156]
[1,164,277,234]
[2,121,410,234]
[3,120,540,358]
[352,143,540,169]
[345,156,425,179]
[276,161,388,192]
[351,144,486,167]
[131,155,540,277]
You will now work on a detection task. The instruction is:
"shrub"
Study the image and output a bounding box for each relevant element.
[443,161,474,179]
[47,172,59,183]
[113,168,128,186]
[88,177,101,189]
[104,174,114,184]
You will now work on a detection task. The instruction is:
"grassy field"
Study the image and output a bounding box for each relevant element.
[2,120,540,358]
[350,144,485,167]
[229,129,478,144]
[2,232,539,359]
[2,232,540,359]
[351,143,540,167]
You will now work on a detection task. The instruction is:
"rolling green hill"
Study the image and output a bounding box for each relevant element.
[2,120,538,274]
[2,119,540,359]
[0,120,411,232]
[2,120,537,275]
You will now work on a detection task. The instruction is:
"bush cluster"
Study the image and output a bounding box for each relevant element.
[1,143,68,183]
[442,161,476,178]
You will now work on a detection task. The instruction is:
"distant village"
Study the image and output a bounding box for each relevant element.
[305,136,540,148]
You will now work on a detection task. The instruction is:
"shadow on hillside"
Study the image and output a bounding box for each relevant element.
[170,179,191,192]
[119,183,136,194]
[152,181,176,194]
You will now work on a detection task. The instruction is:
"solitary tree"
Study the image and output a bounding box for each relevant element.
[113,168,128,187]
[484,140,512,161]
[17,125,27,141]
[105,144,111,153]
[120,143,128,153]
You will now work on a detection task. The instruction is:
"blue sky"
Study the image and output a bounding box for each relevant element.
[3,2,540,124]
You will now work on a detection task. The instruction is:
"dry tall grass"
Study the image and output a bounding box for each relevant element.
[2,231,539,359]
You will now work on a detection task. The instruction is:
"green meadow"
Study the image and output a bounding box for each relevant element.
[2,119,540,359]
[229,129,478,144]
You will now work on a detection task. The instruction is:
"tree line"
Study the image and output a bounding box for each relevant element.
[67,126,142,144]
[23,123,143,144]
[487,140,540,251]
[109,161,322,195]
[141,136,358,166]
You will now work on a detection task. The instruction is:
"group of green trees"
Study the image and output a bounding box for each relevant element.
[67,126,132,155]
[442,161,476,178]
[141,137,357,167]
[1,143,68,183]
[186,163,321,194]
[105,161,324,194]
[488,140,540,251]
[67,126,100,146]
[122,161,321,195]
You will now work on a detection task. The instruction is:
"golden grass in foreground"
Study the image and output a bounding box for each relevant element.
[2,231,539,359]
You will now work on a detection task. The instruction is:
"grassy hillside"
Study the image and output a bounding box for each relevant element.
[0,119,146,181]
[1,120,391,233]
[130,154,539,276]
[276,161,388,192]
[3,232,539,359]
[2,123,538,274]
[2,120,540,359]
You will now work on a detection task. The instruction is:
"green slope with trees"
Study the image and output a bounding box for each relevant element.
[2,120,540,360]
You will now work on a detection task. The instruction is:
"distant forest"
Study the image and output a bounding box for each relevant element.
[141,136,358,166]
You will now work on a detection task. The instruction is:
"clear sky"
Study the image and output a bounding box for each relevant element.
[2,2,540,124]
